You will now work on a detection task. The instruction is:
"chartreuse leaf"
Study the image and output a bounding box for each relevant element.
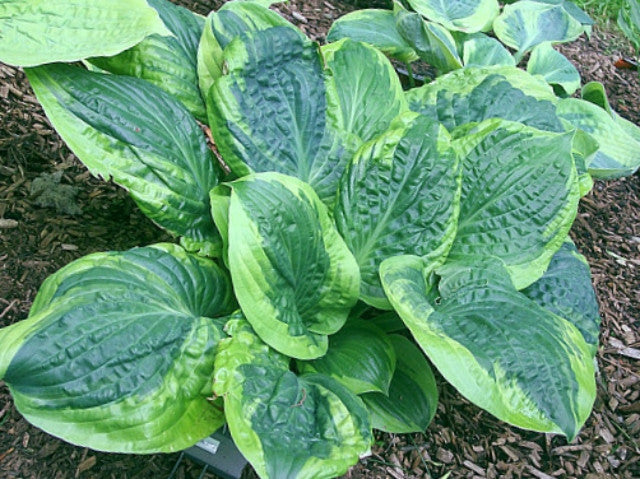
[298,319,396,395]
[523,240,600,355]
[527,42,581,96]
[335,115,461,308]
[581,81,640,147]
[557,98,640,178]
[450,120,580,289]
[458,33,515,68]
[380,255,596,440]
[0,244,235,453]
[395,8,463,73]
[407,0,500,33]
[197,1,301,95]
[26,64,222,256]
[323,39,407,143]
[208,27,354,203]
[216,172,360,359]
[493,1,585,60]
[326,9,419,63]
[406,67,562,133]
[213,319,372,479]
[0,0,170,67]
[90,0,206,121]
[362,335,438,433]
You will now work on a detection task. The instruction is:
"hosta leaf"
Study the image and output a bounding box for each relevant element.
[26,64,222,256]
[557,98,640,178]
[523,241,600,354]
[323,39,407,143]
[0,0,170,67]
[618,0,640,51]
[380,255,596,440]
[533,0,594,31]
[90,0,206,121]
[450,120,580,289]
[396,9,463,73]
[367,312,408,334]
[570,129,597,197]
[0,244,235,453]
[580,82,640,148]
[362,335,438,433]
[335,115,460,308]
[493,1,585,59]
[406,67,563,134]
[197,1,301,95]
[234,0,285,6]
[214,319,372,479]
[580,81,612,114]
[326,9,419,63]
[459,33,515,68]
[527,42,581,96]
[407,0,500,33]
[298,319,396,395]
[208,27,354,203]
[218,173,360,359]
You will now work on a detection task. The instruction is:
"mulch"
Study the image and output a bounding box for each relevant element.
[0,1,638,478]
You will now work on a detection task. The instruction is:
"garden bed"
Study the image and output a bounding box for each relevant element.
[0,1,638,478]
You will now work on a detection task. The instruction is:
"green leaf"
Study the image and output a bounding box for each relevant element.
[90,0,206,121]
[326,9,419,63]
[450,120,580,289]
[493,1,585,60]
[208,27,354,203]
[298,319,396,395]
[459,33,515,68]
[406,67,563,133]
[0,0,170,67]
[197,1,301,96]
[335,115,461,308]
[323,39,407,143]
[557,98,640,178]
[233,0,285,6]
[26,64,222,256]
[0,244,235,453]
[618,0,640,50]
[380,255,596,440]
[220,172,360,360]
[580,81,612,114]
[366,312,408,334]
[532,0,594,30]
[395,8,463,73]
[407,0,500,33]
[214,319,372,479]
[570,129,597,197]
[527,42,581,96]
[362,335,438,433]
[522,240,600,355]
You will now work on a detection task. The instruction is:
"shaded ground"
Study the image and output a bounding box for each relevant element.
[0,1,638,478]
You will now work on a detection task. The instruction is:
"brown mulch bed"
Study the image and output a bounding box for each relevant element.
[1,1,639,478]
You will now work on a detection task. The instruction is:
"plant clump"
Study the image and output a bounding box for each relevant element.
[0,1,633,478]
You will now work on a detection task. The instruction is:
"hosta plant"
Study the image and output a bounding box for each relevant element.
[0,1,605,478]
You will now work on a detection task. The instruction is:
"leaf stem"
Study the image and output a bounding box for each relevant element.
[406,62,416,88]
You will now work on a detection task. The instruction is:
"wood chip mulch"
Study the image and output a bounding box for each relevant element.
[0,1,638,478]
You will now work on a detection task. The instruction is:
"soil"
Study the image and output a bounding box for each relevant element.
[1,1,639,478]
